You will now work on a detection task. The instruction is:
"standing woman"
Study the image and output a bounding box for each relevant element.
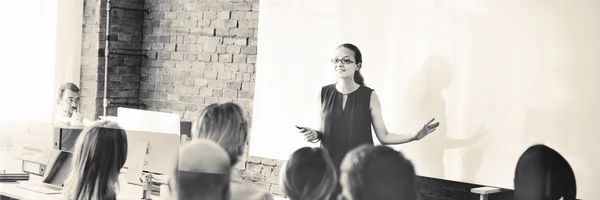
[297,43,439,199]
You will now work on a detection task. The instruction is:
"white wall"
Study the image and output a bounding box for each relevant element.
[0,0,84,159]
[250,0,600,199]
[54,0,84,102]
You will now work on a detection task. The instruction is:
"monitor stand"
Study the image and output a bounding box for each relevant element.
[125,141,148,186]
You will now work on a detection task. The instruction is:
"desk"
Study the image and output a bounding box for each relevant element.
[1,149,166,200]
[0,182,63,200]
[0,177,163,200]
[0,149,26,174]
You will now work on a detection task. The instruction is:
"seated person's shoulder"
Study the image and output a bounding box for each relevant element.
[230,179,274,200]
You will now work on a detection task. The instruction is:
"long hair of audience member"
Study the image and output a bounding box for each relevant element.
[192,102,247,165]
[280,147,337,200]
[339,145,417,200]
[514,144,577,200]
[63,120,128,200]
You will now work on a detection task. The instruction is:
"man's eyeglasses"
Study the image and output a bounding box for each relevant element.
[331,58,355,64]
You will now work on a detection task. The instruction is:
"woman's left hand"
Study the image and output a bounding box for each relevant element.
[415,118,439,141]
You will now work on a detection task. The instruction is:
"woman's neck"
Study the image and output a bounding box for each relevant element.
[336,78,360,94]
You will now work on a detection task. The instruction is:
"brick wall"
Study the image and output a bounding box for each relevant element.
[79,0,515,199]
[102,0,146,116]
[138,0,272,194]
[418,177,513,200]
[140,0,258,123]
[80,0,145,120]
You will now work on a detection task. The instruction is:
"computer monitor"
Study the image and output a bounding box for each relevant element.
[53,127,83,152]
[123,129,180,176]
[42,149,73,187]
[16,149,72,194]
[117,107,180,135]
[116,108,181,178]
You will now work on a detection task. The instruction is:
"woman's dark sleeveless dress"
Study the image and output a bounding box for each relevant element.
[321,84,374,199]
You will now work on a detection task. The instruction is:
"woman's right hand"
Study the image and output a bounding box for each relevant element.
[297,126,319,142]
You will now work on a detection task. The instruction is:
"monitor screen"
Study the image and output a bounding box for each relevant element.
[42,149,73,187]
[54,128,83,152]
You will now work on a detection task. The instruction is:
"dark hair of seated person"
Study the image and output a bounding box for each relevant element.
[280,147,337,200]
[514,144,577,200]
[339,144,417,200]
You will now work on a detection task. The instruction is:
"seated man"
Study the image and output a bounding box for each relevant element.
[54,82,91,126]
[167,139,232,200]
[338,144,417,200]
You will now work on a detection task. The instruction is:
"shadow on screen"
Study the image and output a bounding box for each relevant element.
[400,54,486,179]
[42,149,73,187]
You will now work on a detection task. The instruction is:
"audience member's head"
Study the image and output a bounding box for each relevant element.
[168,139,231,200]
[192,102,247,165]
[339,145,417,200]
[514,144,577,200]
[56,82,81,117]
[280,147,337,200]
[63,120,128,200]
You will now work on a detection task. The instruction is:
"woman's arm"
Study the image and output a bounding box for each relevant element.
[370,92,417,145]
[314,89,324,141]
[317,88,323,133]
[299,88,323,142]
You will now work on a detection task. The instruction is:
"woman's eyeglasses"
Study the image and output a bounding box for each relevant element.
[331,58,355,64]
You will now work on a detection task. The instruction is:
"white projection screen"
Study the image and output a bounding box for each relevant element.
[249,0,600,199]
